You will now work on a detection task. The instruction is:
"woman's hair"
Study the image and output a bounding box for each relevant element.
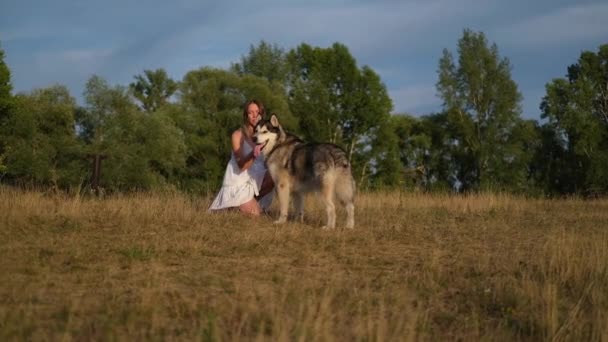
[241,100,265,137]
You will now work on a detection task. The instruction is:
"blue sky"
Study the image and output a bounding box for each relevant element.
[1,0,607,120]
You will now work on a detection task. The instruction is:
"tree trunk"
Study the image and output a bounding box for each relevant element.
[359,162,368,189]
[348,137,356,162]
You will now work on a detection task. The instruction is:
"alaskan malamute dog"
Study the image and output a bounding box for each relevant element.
[253,114,355,229]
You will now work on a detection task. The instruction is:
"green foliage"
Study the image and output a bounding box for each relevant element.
[436,29,528,192]
[2,85,85,188]
[102,107,186,190]
[79,75,186,191]
[541,44,608,195]
[176,67,295,192]
[387,113,459,192]
[129,68,177,113]
[180,67,294,124]
[365,117,402,189]
[0,45,14,175]
[4,38,606,196]
[390,114,437,191]
[231,40,288,86]
[417,114,457,192]
[285,43,394,187]
[79,75,115,147]
[0,46,12,115]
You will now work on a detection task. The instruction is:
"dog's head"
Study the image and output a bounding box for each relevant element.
[253,114,284,156]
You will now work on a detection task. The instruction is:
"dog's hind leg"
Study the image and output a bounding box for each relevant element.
[321,174,337,229]
[336,174,355,229]
[293,192,304,223]
[344,202,355,229]
[274,181,290,225]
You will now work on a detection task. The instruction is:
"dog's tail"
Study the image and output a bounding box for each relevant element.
[329,146,356,195]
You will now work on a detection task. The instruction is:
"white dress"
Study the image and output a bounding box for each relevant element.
[208,141,273,211]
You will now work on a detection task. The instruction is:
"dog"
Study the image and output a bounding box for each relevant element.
[253,114,355,229]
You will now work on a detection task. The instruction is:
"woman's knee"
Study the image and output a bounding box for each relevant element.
[239,199,261,216]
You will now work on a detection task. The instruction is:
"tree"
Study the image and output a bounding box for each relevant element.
[102,107,186,190]
[176,67,294,191]
[0,45,14,175]
[436,29,527,191]
[79,75,117,147]
[3,85,85,188]
[389,114,438,191]
[79,75,185,191]
[541,44,608,195]
[365,116,402,189]
[231,40,288,86]
[129,68,177,113]
[285,43,393,185]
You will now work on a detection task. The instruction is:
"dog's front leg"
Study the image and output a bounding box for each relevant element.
[274,182,290,224]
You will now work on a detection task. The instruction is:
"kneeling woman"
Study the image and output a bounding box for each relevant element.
[208,100,274,215]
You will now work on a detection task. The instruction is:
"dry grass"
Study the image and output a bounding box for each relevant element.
[1,188,607,341]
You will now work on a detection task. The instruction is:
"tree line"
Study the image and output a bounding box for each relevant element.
[0,29,606,196]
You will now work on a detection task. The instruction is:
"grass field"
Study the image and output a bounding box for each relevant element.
[1,188,607,341]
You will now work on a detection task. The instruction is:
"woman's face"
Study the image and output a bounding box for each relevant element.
[247,103,261,127]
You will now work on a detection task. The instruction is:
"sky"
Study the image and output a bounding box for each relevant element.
[1,0,607,120]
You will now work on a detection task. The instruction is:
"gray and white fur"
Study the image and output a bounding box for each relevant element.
[253,114,355,229]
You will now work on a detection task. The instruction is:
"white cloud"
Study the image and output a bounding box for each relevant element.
[24,47,117,92]
[33,47,114,73]
[60,48,114,65]
[0,29,47,42]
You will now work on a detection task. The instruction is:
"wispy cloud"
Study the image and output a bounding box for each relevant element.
[60,48,114,65]
[495,3,608,47]
[33,47,115,76]
[3,0,605,119]
[238,0,497,54]
[0,28,49,42]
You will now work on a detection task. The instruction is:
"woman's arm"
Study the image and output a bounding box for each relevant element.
[232,130,255,171]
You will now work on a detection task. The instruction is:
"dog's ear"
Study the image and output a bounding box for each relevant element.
[270,114,279,127]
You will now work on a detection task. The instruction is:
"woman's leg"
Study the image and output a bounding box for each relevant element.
[239,198,261,216]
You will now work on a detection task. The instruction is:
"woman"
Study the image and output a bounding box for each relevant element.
[208,100,274,215]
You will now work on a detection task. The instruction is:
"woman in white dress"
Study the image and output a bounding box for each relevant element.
[208,100,274,215]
